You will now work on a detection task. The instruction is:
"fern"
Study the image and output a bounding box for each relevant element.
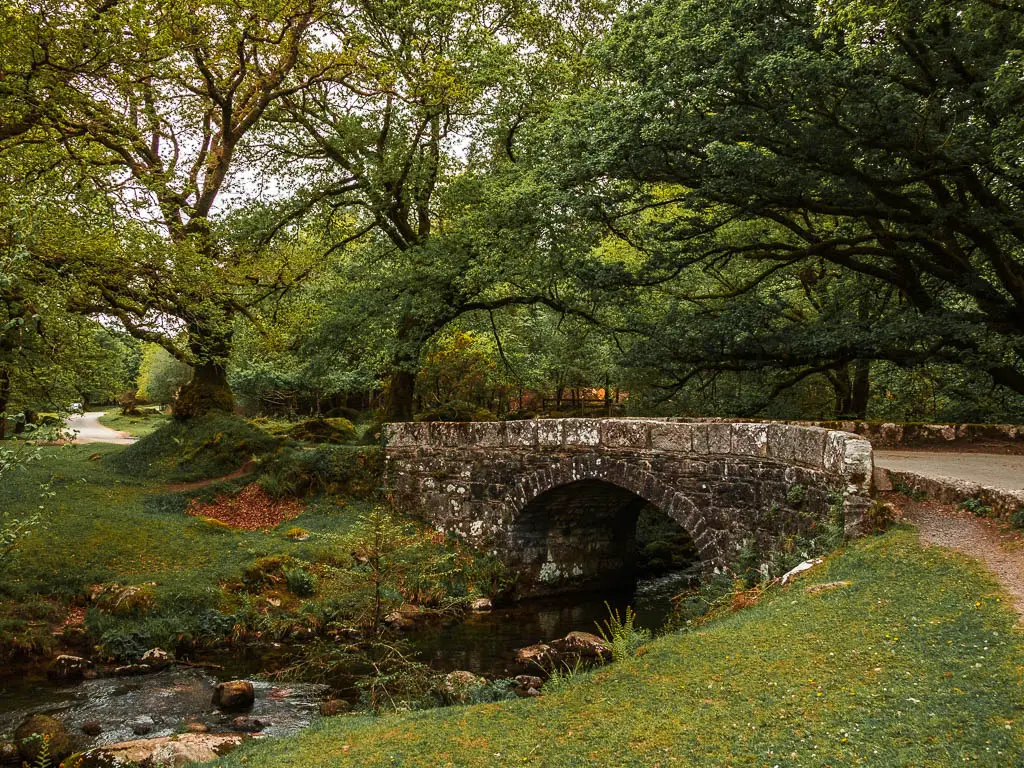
[596,603,651,662]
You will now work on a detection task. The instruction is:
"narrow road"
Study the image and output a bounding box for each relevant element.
[65,411,136,445]
[875,450,1024,492]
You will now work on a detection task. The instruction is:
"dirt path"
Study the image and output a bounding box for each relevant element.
[898,497,1024,619]
[875,450,1024,492]
[65,411,136,445]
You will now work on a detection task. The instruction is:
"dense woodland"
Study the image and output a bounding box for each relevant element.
[3,0,1024,428]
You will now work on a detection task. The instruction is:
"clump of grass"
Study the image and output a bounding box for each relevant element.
[960,495,994,518]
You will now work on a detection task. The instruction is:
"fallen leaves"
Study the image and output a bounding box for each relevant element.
[186,483,303,531]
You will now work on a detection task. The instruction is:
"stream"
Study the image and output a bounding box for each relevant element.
[0,570,690,752]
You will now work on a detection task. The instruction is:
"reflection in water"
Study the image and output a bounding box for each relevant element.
[411,570,696,676]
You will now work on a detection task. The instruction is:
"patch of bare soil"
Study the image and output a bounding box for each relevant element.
[889,492,1024,619]
[186,483,303,531]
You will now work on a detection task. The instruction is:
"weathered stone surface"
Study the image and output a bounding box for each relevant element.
[48,654,93,682]
[386,418,873,595]
[212,680,255,711]
[89,733,246,767]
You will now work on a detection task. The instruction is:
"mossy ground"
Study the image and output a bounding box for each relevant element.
[96,410,171,439]
[210,529,1024,768]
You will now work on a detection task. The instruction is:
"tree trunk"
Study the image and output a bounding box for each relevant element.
[0,370,9,441]
[850,359,871,420]
[383,369,416,422]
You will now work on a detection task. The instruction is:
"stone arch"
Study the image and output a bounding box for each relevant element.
[506,454,728,570]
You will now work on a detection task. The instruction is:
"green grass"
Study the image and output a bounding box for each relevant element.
[209,529,1024,768]
[97,410,171,438]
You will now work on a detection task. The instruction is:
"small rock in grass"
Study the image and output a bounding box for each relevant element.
[806,580,852,595]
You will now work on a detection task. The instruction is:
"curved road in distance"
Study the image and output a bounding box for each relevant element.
[65,411,136,445]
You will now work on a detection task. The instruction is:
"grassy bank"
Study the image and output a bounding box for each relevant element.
[0,426,495,667]
[211,529,1024,768]
[97,410,171,438]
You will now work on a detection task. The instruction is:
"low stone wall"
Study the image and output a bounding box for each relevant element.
[676,417,1024,451]
[385,419,873,594]
[875,466,1024,520]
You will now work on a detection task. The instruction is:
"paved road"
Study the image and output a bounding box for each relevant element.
[875,450,1024,492]
[65,411,136,445]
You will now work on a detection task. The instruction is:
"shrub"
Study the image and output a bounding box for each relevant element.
[285,567,317,597]
[285,418,358,445]
[960,495,994,518]
[257,445,384,499]
[242,556,291,590]
[1011,507,1024,530]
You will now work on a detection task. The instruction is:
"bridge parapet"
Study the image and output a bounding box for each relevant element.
[385,419,873,594]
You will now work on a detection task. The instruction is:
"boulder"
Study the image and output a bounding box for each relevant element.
[81,721,103,737]
[439,670,486,704]
[141,648,172,669]
[87,733,246,767]
[515,643,554,667]
[114,664,153,676]
[185,722,210,734]
[469,597,493,612]
[48,654,94,682]
[129,715,156,735]
[229,716,267,732]
[14,714,72,764]
[212,680,255,711]
[513,675,544,697]
[550,631,611,660]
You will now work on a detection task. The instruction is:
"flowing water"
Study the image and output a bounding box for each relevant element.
[0,570,690,749]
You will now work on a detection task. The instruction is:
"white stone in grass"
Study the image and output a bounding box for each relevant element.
[780,558,823,585]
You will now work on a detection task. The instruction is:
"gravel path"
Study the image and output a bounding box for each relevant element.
[900,499,1024,620]
[65,411,136,445]
[875,450,1024,492]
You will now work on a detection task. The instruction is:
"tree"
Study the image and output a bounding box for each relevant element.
[270,0,615,420]
[7,0,337,417]
[550,0,1024,397]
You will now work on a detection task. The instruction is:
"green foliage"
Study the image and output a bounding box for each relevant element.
[892,481,928,502]
[1011,507,1024,530]
[960,496,995,518]
[595,603,650,663]
[284,418,358,445]
[136,344,193,404]
[786,484,806,506]
[257,445,383,499]
[285,567,318,598]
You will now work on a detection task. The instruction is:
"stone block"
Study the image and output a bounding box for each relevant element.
[731,423,769,457]
[506,420,538,447]
[537,420,563,447]
[562,419,601,446]
[706,423,732,454]
[471,422,505,448]
[384,422,425,447]
[650,422,692,453]
[770,425,827,468]
[432,422,473,447]
[842,437,873,491]
[599,420,649,449]
[823,431,847,473]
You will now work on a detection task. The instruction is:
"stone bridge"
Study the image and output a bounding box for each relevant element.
[385,419,873,595]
